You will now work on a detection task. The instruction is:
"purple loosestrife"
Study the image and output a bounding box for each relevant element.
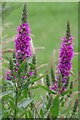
[15,3,32,64]
[6,4,33,80]
[15,22,32,63]
[58,21,74,84]
[6,71,12,80]
[15,4,33,81]
[50,21,74,94]
[29,71,34,76]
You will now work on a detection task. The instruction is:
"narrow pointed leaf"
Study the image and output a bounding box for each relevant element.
[18,98,33,108]
[0,91,13,99]
[50,95,59,118]
[22,75,46,90]
[30,84,56,94]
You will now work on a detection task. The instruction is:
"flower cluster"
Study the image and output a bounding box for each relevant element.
[58,35,74,84]
[6,4,33,80]
[6,23,33,80]
[50,21,74,94]
[15,22,32,63]
[6,71,12,80]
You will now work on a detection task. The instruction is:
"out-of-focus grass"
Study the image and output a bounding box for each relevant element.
[2,2,78,101]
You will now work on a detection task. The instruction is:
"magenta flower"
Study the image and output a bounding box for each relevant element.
[50,81,58,91]
[50,21,74,94]
[58,35,74,84]
[6,71,12,80]
[6,4,33,80]
[15,22,32,63]
[29,71,34,76]
[15,3,32,63]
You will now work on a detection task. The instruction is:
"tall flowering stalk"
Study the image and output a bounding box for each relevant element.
[58,21,74,84]
[50,21,74,94]
[6,3,33,80]
[15,3,32,64]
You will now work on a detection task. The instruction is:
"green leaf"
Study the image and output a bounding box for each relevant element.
[22,75,46,90]
[30,84,56,95]
[39,85,56,94]
[61,89,72,96]
[61,100,65,107]
[29,63,35,69]
[29,75,46,85]
[59,107,72,116]
[0,90,13,99]
[50,95,59,118]
[18,98,33,108]
[2,95,22,115]
[9,98,21,112]
[61,87,78,96]
[40,108,44,118]
[6,80,14,87]
[28,109,33,118]
[2,109,11,118]
[18,58,28,74]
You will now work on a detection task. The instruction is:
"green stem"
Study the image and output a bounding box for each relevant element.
[14,90,18,119]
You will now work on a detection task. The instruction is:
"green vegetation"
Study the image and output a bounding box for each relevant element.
[2,2,78,103]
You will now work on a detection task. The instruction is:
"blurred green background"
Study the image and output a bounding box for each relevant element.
[2,2,78,100]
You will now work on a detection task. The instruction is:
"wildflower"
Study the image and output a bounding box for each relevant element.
[15,22,32,63]
[50,21,74,94]
[6,4,33,81]
[58,21,74,84]
[6,71,12,80]
[50,81,58,91]
[15,3,32,64]
[29,71,34,76]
